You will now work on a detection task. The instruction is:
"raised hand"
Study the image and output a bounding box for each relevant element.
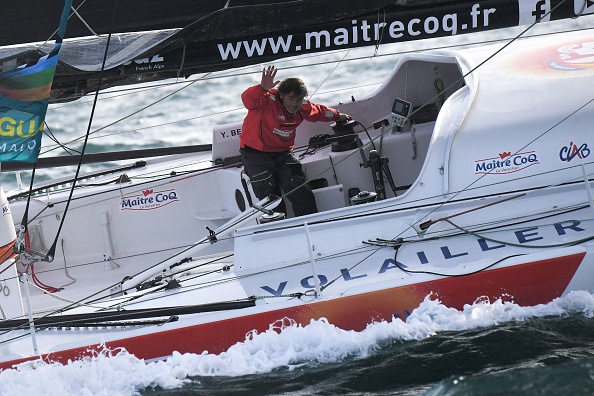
[260,65,280,91]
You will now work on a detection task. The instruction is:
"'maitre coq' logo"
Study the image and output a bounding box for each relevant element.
[474,150,540,174]
[120,188,179,211]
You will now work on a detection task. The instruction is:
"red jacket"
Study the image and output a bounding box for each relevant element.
[240,85,339,152]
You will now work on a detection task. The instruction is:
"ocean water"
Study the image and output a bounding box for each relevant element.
[1,17,594,396]
[2,293,594,396]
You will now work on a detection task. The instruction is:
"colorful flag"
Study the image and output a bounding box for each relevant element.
[0,0,72,163]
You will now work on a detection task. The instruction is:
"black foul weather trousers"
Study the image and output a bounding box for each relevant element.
[240,146,318,216]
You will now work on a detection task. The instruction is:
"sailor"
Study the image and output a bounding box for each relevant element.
[240,65,350,217]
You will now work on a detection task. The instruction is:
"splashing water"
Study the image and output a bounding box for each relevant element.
[1,291,593,396]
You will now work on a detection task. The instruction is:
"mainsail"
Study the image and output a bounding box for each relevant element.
[0,0,72,162]
[0,0,592,103]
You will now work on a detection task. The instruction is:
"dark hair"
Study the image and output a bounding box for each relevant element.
[277,78,308,97]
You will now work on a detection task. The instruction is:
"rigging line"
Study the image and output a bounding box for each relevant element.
[41,23,585,152]
[32,150,213,191]
[318,0,580,290]
[392,91,592,233]
[373,8,387,57]
[394,250,526,278]
[69,2,99,37]
[259,174,591,241]
[434,13,594,195]
[444,218,594,249]
[0,331,37,349]
[40,72,213,156]
[44,0,120,262]
[41,106,243,153]
[176,44,187,78]
[43,23,589,115]
[419,204,592,240]
[50,21,587,109]
[69,253,234,314]
[113,257,316,309]
[39,0,253,152]
[445,160,594,194]
[419,193,526,230]
[49,50,354,108]
[38,197,276,310]
[320,170,591,291]
[507,97,594,160]
[44,0,89,44]
[50,82,166,109]
[27,176,588,310]
[42,122,81,155]
[129,246,375,305]
[48,185,585,286]
[128,266,308,309]
[33,190,544,318]
[327,206,594,290]
[309,50,351,99]
[0,251,191,337]
[402,203,591,245]
[28,158,222,210]
[319,189,588,289]
[15,12,584,316]
[171,254,235,277]
[26,279,106,310]
[367,2,582,143]
[25,239,225,282]
[113,210,267,288]
[119,265,235,308]
[19,199,53,228]
[15,157,217,216]
[49,23,572,105]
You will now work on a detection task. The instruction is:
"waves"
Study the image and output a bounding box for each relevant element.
[1,291,594,395]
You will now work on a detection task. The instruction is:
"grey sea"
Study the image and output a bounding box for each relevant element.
[1,19,594,396]
[143,313,594,395]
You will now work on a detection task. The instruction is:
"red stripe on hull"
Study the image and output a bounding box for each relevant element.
[0,252,584,370]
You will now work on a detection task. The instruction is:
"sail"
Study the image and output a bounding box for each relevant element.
[0,0,72,163]
[0,0,590,103]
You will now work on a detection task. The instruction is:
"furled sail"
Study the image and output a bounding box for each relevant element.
[0,0,72,162]
[0,0,590,103]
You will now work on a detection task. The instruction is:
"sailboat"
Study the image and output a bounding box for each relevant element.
[0,0,594,369]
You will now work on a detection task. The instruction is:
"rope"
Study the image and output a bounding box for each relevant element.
[41,73,212,156]
[444,218,594,249]
[43,0,121,262]
[2,0,588,333]
[315,0,594,292]
[39,23,591,156]
[251,291,308,300]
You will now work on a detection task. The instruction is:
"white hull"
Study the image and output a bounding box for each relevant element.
[1,29,594,369]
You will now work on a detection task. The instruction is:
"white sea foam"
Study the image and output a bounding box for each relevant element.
[1,291,593,396]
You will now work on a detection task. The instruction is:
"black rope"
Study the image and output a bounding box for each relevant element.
[444,218,594,249]
[42,121,81,156]
[45,0,119,262]
[394,247,526,278]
